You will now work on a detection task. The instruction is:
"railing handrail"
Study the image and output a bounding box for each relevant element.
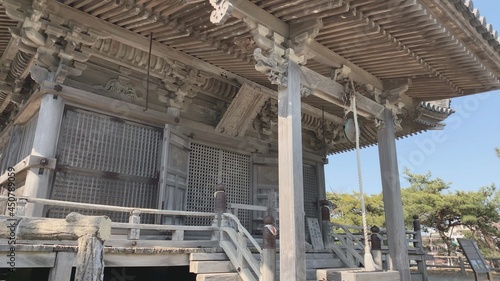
[0,195,216,217]
[223,212,262,254]
[331,222,417,236]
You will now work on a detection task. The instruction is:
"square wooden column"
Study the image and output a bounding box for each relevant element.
[23,94,64,217]
[377,108,411,281]
[278,60,306,281]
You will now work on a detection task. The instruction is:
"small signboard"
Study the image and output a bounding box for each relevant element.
[306,217,324,249]
[457,238,490,274]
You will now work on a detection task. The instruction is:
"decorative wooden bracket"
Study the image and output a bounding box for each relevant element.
[215,83,271,137]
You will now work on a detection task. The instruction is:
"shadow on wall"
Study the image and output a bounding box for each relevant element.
[0,266,196,281]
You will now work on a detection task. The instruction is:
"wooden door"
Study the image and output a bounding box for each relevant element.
[158,125,191,224]
[252,155,278,234]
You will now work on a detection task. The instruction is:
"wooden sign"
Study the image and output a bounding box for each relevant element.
[457,238,490,274]
[306,217,324,249]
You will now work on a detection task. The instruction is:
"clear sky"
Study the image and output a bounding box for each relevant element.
[325,0,500,195]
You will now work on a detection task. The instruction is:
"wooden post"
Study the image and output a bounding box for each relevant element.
[127,209,140,240]
[15,198,27,216]
[370,225,383,270]
[413,215,428,281]
[22,93,64,217]
[261,214,277,281]
[237,231,249,270]
[459,256,466,276]
[213,183,226,240]
[277,60,306,281]
[75,234,105,281]
[377,108,411,281]
[320,200,332,249]
[48,252,75,281]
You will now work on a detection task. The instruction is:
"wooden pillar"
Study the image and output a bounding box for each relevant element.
[22,94,64,217]
[75,234,105,281]
[377,108,411,281]
[278,60,306,281]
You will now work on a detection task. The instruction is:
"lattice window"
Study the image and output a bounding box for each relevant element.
[57,110,160,177]
[186,143,250,228]
[49,108,161,223]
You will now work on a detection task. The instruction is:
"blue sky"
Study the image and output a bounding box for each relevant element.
[325,0,500,195]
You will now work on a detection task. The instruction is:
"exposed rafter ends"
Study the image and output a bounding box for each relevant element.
[209,0,384,90]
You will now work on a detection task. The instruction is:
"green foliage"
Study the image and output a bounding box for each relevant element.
[327,192,385,228]
[326,170,500,256]
[403,170,500,255]
[496,147,500,157]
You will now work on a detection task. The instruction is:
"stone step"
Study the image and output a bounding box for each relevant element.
[196,273,242,281]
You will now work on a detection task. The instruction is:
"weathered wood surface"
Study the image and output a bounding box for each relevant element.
[215,83,270,137]
[75,235,105,281]
[0,213,111,241]
[190,260,236,274]
[317,269,400,281]
[0,155,56,185]
[0,251,56,268]
[278,60,306,281]
[196,273,242,281]
[22,93,64,217]
[48,252,75,281]
[377,108,411,281]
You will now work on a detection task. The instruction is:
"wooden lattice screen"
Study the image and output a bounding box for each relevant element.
[186,143,250,229]
[48,108,161,223]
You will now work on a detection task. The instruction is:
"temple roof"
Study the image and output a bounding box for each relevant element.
[0,0,498,154]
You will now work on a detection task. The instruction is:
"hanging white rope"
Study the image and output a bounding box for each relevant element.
[350,83,376,271]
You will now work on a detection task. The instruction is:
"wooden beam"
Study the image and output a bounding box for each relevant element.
[377,108,411,281]
[299,66,385,119]
[278,61,306,281]
[0,155,57,185]
[39,81,180,127]
[0,213,111,241]
[308,41,384,90]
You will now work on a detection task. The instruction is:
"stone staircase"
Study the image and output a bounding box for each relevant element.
[189,251,343,281]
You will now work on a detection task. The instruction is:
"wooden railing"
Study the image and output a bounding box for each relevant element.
[219,213,261,281]
[0,195,217,243]
[0,187,277,281]
[427,255,500,273]
[329,220,428,269]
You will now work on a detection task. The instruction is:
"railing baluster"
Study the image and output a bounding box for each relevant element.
[127,209,141,240]
[15,198,27,217]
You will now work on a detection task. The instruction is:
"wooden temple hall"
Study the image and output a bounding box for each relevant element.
[0,0,498,280]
